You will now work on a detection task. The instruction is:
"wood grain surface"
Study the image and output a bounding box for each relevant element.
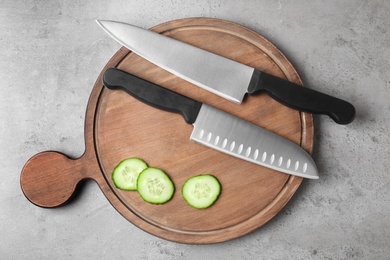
[20,18,314,244]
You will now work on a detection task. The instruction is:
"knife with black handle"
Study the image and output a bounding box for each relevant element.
[97,20,356,125]
[103,68,319,179]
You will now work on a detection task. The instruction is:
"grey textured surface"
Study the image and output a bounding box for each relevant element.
[1,0,389,259]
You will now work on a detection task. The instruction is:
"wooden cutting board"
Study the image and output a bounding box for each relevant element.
[20,18,314,244]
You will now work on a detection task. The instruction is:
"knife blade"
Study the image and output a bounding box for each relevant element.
[103,68,319,179]
[97,20,355,125]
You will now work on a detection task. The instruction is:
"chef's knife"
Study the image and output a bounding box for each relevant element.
[97,20,355,125]
[103,68,319,179]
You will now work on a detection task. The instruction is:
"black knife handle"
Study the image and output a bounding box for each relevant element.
[103,68,202,124]
[247,70,356,124]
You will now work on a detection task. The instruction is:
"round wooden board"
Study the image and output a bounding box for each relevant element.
[94,18,314,244]
[20,17,314,244]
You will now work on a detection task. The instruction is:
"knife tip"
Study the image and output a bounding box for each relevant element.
[96,20,112,31]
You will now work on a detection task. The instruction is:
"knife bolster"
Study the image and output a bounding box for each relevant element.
[247,69,263,95]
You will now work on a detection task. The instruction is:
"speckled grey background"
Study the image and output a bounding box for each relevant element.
[1,0,389,259]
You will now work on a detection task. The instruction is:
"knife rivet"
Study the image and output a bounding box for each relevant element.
[278,157,283,166]
[230,141,236,152]
[207,132,212,142]
[222,138,228,149]
[261,152,267,162]
[270,154,275,164]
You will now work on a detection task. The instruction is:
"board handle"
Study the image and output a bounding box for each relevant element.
[20,151,99,208]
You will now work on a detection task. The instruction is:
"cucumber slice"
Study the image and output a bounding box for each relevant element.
[137,168,175,204]
[182,174,221,209]
[112,158,148,190]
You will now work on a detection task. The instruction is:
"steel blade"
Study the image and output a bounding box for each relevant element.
[96,20,254,103]
[190,105,318,179]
